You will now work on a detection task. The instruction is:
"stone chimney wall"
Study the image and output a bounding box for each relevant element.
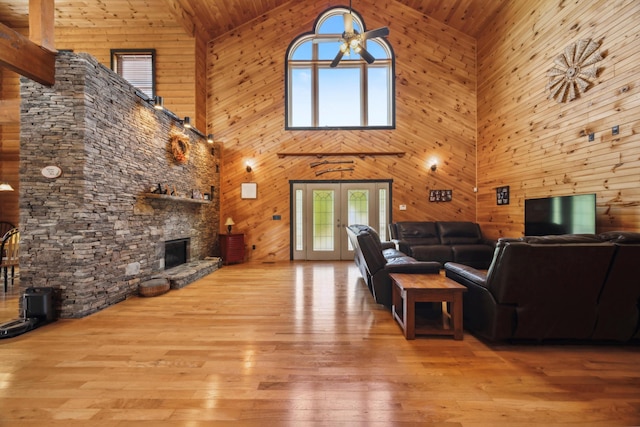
[19,52,219,318]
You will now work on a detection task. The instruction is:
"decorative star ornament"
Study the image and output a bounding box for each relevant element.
[546,39,603,103]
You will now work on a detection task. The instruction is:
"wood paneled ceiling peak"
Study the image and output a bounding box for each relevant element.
[0,0,509,40]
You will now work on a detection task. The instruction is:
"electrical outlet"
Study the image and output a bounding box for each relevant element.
[612,125,619,135]
[252,245,256,250]
[588,132,595,142]
[399,204,407,211]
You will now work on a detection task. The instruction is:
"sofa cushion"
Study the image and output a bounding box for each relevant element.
[395,222,440,245]
[409,245,453,264]
[437,221,482,245]
[382,248,406,259]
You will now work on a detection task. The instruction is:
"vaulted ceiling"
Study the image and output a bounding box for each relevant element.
[0,0,508,40]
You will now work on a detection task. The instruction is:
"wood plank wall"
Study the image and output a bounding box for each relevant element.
[209,0,477,261]
[54,26,198,126]
[0,67,20,226]
[477,0,640,238]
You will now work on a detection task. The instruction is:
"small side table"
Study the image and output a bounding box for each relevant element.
[220,233,245,265]
[390,272,467,340]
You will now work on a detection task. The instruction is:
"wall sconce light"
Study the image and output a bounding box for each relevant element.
[246,163,252,173]
[183,116,191,128]
[207,134,214,144]
[430,162,437,171]
[153,96,164,110]
[225,217,235,234]
[428,158,438,171]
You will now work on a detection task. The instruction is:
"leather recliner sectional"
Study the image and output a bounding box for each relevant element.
[389,221,495,269]
[444,231,640,342]
[346,224,440,308]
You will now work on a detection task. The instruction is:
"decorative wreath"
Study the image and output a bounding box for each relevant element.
[170,132,190,164]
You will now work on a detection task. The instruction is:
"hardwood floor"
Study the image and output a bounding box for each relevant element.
[0,261,639,426]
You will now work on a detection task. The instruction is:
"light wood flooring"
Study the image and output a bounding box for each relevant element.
[0,261,639,426]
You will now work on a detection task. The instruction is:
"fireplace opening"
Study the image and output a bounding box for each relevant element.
[165,238,190,269]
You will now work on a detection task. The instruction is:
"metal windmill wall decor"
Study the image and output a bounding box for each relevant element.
[546,38,603,103]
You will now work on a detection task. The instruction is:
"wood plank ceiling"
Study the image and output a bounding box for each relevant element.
[0,0,508,40]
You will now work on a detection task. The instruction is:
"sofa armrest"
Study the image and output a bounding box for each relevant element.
[381,241,396,250]
[393,240,413,255]
[444,262,487,286]
[384,261,441,274]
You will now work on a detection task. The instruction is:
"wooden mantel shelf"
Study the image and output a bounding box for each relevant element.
[276,151,405,159]
[141,193,210,204]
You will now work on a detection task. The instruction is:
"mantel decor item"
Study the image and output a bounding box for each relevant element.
[41,165,62,179]
[546,38,603,103]
[241,182,257,199]
[169,131,190,164]
[496,186,510,205]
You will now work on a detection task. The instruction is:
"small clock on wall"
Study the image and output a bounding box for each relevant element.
[41,165,62,179]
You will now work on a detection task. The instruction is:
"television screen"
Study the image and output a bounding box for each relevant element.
[524,193,596,236]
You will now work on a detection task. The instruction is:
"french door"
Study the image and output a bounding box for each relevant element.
[291,181,391,260]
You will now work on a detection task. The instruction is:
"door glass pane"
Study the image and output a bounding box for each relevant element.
[347,189,369,225]
[378,188,387,241]
[347,189,369,250]
[295,189,304,251]
[313,190,334,251]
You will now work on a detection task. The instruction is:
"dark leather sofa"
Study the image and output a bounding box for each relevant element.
[444,231,640,342]
[389,221,495,269]
[346,224,440,307]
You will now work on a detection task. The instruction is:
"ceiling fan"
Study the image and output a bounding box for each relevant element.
[330,1,390,68]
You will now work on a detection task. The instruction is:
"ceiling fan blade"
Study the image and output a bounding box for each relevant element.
[330,49,345,68]
[358,46,375,64]
[362,26,389,40]
[313,35,342,43]
[343,13,354,34]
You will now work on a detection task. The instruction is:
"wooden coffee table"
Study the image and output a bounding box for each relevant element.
[390,272,467,340]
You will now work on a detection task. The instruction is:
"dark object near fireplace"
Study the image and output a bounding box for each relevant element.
[165,238,190,269]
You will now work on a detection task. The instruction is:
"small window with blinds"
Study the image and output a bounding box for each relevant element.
[111,49,156,98]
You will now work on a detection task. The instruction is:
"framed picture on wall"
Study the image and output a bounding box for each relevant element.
[429,189,452,202]
[496,186,510,205]
[241,182,257,199]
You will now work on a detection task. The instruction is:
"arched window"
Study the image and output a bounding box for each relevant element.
[285,7,395,130]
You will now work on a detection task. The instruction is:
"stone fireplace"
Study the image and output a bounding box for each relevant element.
[19,52,220,318]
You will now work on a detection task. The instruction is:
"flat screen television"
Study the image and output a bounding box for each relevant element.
[524,193,596,236]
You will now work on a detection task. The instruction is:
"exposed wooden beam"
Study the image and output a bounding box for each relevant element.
[0,22,55,86]
[0,100,20,125]
[29,0,56,51]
